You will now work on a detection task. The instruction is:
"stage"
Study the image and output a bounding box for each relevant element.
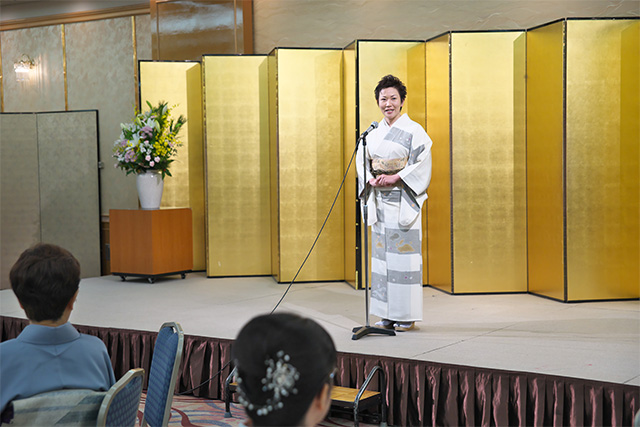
[1,272,639,425]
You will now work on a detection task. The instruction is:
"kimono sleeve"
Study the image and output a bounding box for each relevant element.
[398,124,432,197]
[355,141,374,199]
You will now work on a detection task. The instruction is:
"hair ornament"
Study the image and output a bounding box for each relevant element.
[236,351,300,416]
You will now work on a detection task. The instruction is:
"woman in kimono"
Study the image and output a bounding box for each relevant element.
[356,75,432,332]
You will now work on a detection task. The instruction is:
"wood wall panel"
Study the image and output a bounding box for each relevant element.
[0,25,65,112]
[151,0,253,60]
[66,17,140,215]
[252,0,639,54]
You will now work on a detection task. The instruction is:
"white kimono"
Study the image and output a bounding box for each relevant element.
[356,114,433,322]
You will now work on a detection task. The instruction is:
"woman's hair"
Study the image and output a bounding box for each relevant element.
[10,243,81,322]
[232,313,337,426]
[374,74,407,102]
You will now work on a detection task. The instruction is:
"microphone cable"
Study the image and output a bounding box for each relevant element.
[178,135,363,395]
[178,359,232,395]
[270,137,360,314]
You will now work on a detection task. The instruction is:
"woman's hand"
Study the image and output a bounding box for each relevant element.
[369,174,401,187]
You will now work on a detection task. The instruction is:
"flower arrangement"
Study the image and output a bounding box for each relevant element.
[113,101,186,179]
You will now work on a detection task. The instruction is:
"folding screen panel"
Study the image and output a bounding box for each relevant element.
[203,55,271,277]
[343,42,357,287]
[426,31,527,294]
[269,48,343,283]
[351,40,426,289]
[139,61,205,271]
[37,111,102,278]
[0,111,101,288]
[425,34,452,293]
[565,19,639,300]
[528,19,639,301]
[451,31,527,293]
[527,21,565,300]
[1,114,40,289]
[408,44,428,284]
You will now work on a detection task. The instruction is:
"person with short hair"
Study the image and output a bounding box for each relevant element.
[0,243,115,412]
[356,74,433,332]
[232,313,337,426]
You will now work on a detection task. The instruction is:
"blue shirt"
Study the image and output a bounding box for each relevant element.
[0,322,116,412]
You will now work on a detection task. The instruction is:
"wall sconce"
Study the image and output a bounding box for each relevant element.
[14,54,36,82]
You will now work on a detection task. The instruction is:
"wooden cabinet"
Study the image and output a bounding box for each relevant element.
[110,208,193,282]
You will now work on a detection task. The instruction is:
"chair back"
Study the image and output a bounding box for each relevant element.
[96,368,145,427]
[8,389,105,426]
[141,322,184,427]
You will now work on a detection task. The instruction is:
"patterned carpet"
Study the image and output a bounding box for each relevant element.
[137,393,376,426]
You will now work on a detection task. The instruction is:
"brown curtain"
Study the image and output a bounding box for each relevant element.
[335,352,639,426]
[2,316,638,426]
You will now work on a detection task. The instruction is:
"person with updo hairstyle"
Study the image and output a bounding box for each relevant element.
[356,74,433,332]
[232,313,337,426]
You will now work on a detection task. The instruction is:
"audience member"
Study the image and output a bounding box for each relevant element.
[0,243,115,412]
[233,313,337,426]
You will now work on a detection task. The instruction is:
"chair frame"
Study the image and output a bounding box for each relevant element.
[96,368,145,427]
[330,365,388,427]
[141,322,184,427]
[223,366,238,418]
[224,364,388,426]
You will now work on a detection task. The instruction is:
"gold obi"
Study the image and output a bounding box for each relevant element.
[371,157,407,177]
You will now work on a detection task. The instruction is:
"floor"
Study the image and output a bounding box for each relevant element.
[1,272,638,386]
[140,392,378,427]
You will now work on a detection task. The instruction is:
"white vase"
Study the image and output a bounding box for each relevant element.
[136,170,164,210]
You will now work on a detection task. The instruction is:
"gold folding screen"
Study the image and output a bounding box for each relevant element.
[203,55,271,276]
[139,61,205,271]
[528,19,639,301]
[269,48,344,283]
[137,18,637,300]
[426,31,528,294]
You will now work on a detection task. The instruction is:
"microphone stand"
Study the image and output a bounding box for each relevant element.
[352,131,396,341]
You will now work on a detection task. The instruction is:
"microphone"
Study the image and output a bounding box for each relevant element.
[359,121,378,139]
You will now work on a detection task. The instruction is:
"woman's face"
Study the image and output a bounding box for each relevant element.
[378,87,404,125]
